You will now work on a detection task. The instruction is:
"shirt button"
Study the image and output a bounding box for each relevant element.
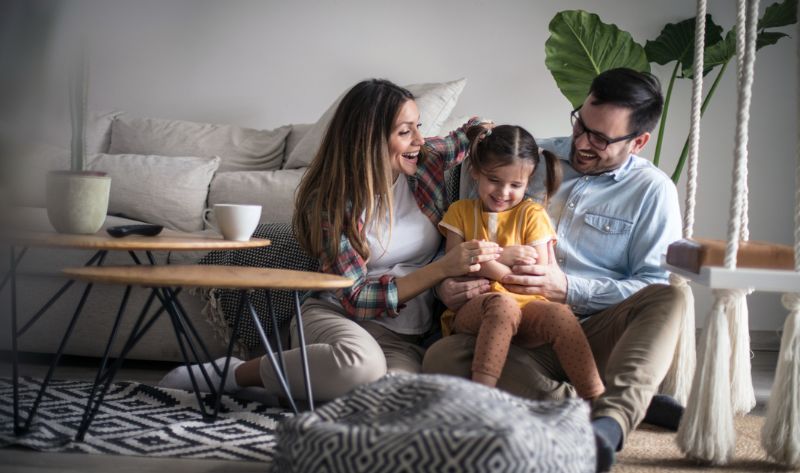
[567,202,575,209]
[583,176,589,181]
[571,305,578,311]
[603,224,611,232]
[558,258,564,264]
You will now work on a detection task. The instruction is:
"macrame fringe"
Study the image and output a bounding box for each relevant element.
[761,294,800,467]
[198,287,249,360]
[727,288,756,414]
[661,274,696,404]
[676,292,735,465]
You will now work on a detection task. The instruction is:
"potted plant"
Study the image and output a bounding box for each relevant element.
[544,0,797,183]
[45,45,111,234]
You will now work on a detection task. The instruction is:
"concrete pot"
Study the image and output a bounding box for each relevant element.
[46,171,111,234]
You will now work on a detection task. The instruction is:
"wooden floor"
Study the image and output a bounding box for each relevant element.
[0,351,779,472]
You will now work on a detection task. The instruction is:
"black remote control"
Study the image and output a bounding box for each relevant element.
[106,224,164,238]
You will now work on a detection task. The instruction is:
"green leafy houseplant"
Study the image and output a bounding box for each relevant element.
[544,1,797,183]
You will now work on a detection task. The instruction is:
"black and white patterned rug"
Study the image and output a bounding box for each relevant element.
[0,377,293,462]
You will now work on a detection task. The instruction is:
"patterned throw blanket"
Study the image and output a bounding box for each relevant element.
[200,222,320,351]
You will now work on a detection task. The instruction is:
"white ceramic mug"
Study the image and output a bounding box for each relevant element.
[202,204,262,241]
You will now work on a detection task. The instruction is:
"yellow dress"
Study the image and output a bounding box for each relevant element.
[437,198,556,336]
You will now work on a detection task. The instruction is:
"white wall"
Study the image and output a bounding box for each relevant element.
[52,0,797,330]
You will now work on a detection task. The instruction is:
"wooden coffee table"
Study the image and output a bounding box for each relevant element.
[63,264,353,436]
[2,228,269,437]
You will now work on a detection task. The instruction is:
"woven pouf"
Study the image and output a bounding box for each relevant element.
[271,373,594,472]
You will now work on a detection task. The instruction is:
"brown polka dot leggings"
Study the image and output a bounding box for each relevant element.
[452,292,605,400]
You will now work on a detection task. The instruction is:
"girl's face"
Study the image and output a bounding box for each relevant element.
[388,99,424,181]
[471,160,534,212]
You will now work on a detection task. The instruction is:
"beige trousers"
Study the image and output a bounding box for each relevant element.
[258,297,426,402]
[422,284,687,445]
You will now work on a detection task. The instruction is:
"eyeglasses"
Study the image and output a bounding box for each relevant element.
[570,107,639,151]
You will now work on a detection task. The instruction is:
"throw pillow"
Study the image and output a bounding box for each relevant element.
[208,168,307,224]
[87,153,220,232]
[282,79,467,169]
[109,115,291,172]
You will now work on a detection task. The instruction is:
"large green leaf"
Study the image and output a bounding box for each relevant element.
[758,0,798,29]
[683,28,735,77]
[645,15,723,77]
[545,10,649,108]
[757,31,790,49]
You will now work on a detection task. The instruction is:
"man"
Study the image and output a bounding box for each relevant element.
[423,68,687,472]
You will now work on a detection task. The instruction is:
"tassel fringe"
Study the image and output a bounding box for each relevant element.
[728,288,756,414]
[677,293,735,465]
[761,294,800,467]
[662,274,696,404]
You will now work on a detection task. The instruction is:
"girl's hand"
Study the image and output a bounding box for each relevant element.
[498,245,537,266]
[440,239,501,277]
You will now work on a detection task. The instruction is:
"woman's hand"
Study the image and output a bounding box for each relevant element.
[439,239,501,277]
[498,245,537,267]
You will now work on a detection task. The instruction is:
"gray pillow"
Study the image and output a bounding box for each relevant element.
[208,168,306,224]
[109,115,291,172]
[283,79,467,170]
[87,153,220,232]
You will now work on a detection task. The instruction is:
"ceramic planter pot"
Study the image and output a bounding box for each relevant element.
[46,171,111,234]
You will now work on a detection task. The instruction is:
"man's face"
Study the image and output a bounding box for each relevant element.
[569,94,650,175]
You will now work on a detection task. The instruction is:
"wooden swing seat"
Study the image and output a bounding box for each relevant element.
[666,238,795,273]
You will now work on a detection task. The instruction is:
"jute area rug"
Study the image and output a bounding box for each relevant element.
[617,416,798,472]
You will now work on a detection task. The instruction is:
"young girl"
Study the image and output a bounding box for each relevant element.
[438,125,604,400]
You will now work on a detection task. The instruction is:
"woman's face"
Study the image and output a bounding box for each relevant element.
[388,99,424,181]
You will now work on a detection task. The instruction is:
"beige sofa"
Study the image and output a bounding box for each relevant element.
[0,79,468,361]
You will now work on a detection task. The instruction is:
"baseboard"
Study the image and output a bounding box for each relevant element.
[749,330,782,352]
[695,330,781,351]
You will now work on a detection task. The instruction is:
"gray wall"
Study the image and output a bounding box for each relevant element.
[52,0,797,330]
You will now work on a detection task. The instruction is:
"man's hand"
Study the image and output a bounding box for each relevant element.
[437,276,491,311]
[501,243,568,303]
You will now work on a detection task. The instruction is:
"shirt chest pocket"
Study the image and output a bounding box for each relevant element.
[583,213,633,267]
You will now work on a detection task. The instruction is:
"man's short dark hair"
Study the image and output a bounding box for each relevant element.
[589,68,664,135]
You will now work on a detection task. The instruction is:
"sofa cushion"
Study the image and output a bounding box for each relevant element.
[87,153,220,232]
[272,373,595,473]
[283,79,467,169]
[109,115,291,172]
[208,168,306,224]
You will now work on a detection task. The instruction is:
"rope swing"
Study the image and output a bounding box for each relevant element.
[663,0,800,465]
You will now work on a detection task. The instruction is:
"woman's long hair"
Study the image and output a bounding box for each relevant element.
[293,79,415,262]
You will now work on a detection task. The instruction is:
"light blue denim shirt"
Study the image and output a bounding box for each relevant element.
[462,136,682,315]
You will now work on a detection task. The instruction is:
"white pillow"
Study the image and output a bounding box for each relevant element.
[109,115,291,172]
[283,79,467,169]
[87,153,220,232]
[208,168,307,224]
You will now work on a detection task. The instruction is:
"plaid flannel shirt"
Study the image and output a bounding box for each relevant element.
[317,118,480,321]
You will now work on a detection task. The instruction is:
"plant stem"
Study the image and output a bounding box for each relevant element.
[653,62,680,167]
[670,60,730,183]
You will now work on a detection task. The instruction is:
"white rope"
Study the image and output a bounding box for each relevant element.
[682,1,705,240]
[725,0,759,268]
[662,0,705,404]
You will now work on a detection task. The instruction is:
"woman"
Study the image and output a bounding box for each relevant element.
[160,79,499,401]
